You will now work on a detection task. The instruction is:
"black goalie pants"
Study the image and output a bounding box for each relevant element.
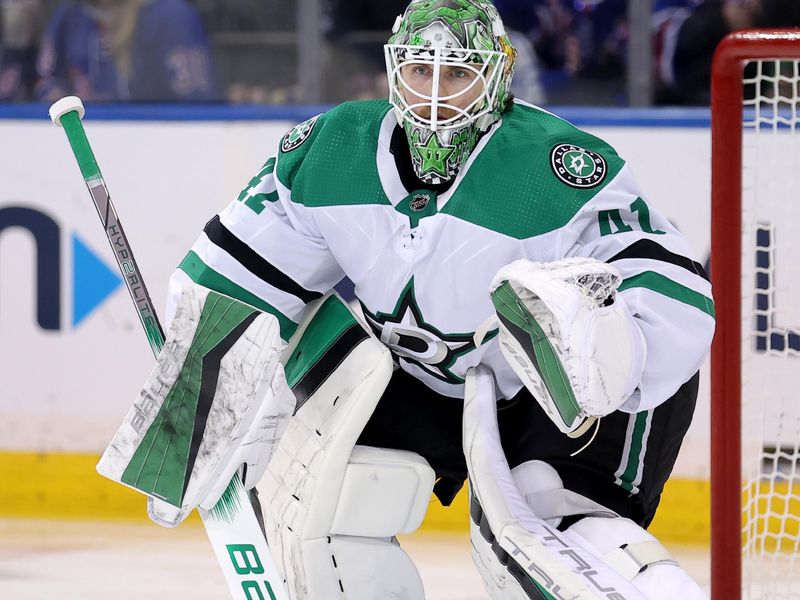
[356,367,699,530]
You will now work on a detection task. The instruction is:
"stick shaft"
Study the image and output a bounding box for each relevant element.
[55,108,289,600]
[60,111,165,354]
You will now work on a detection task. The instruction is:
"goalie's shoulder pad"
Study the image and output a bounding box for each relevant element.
[506,102,627,193]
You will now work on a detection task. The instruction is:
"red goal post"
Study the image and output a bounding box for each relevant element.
[711,30,800,600]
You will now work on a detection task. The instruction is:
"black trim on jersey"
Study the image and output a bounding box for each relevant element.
[204,215,324,303]
[290,323,368,414]
[470,494,550,599]
[183,311,259,500]
[607,239,709,281]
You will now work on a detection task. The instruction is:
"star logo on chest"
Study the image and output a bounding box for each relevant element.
[359,278,482,385]
[415,133,455,178]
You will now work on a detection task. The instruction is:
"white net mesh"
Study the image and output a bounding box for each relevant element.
[740,57,800,599]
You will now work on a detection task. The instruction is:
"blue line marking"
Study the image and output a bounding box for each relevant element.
[0,103,713,127]
[5,103,795,128]
[0,103,332,122]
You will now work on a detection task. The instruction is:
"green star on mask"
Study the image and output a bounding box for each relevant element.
[415,133,455,178]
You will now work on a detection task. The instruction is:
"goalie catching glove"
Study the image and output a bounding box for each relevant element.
[97,280,296,527]
[485,258,646,436]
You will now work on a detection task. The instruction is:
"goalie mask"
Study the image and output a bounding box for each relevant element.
[385,0,517,185]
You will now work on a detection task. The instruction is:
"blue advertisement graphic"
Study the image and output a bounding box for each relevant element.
[0,205,121,330]
[72,233,122,327]
[0,206,60,329]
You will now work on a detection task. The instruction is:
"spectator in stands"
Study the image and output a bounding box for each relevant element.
[323,0,547,105]
[495,0,630,103]
[575,0,628,79]
[759,0,800,28]
[0,0,42,101]
[191,0,282,34]
[506,29,546,105]
[652,0,700,100]
[494,0,582,75]
[658,0,800,105]
[37,0,219,102]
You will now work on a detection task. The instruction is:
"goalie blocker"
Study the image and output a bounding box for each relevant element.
[97,279,296,526]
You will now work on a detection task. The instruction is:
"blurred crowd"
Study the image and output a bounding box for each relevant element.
[0,0,799,106]
[0,0,219,102]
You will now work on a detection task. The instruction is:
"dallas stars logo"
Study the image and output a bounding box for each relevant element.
[359,278,490,385]
[550,143,607,189]
[281,115,320,152]
[413,132,455,178]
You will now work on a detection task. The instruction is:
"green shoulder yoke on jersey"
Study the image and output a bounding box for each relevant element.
[276,100,394,208]
[442,101,626,240]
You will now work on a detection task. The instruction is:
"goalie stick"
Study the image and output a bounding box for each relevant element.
[49,96,290,600]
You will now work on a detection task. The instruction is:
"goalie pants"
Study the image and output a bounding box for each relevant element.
[357,368,699,529]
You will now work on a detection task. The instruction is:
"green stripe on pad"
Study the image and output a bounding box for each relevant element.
[179,251,298,340]
[490,282,581,426]
[619,271,715,318]
[532,580,560,600]
[121,291,257,506]
[283,295,359,389]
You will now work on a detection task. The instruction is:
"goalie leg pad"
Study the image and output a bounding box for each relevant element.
[564,516,708,599]
[259,295,431,599]
[464,365,646,599]
[510,460,617,529]
[465,365,706,599]
[266,446,433,600]
[331,446,434,537]
[97,280,293,527]
[293,447,433,600]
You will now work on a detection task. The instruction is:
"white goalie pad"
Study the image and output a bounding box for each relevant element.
[510,460,617,529]
[563,516,707,599]
[259,294,433,600]
[97,280,295,527]
[488,257,647,435]
[331,446,434,537]
[463,365,647,599]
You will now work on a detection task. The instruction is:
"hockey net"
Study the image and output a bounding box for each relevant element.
[711,31,800,600]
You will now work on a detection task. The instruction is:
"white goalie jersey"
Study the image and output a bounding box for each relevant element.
[170,98,714,413]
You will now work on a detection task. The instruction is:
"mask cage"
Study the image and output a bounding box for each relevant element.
[385,44,506,133]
